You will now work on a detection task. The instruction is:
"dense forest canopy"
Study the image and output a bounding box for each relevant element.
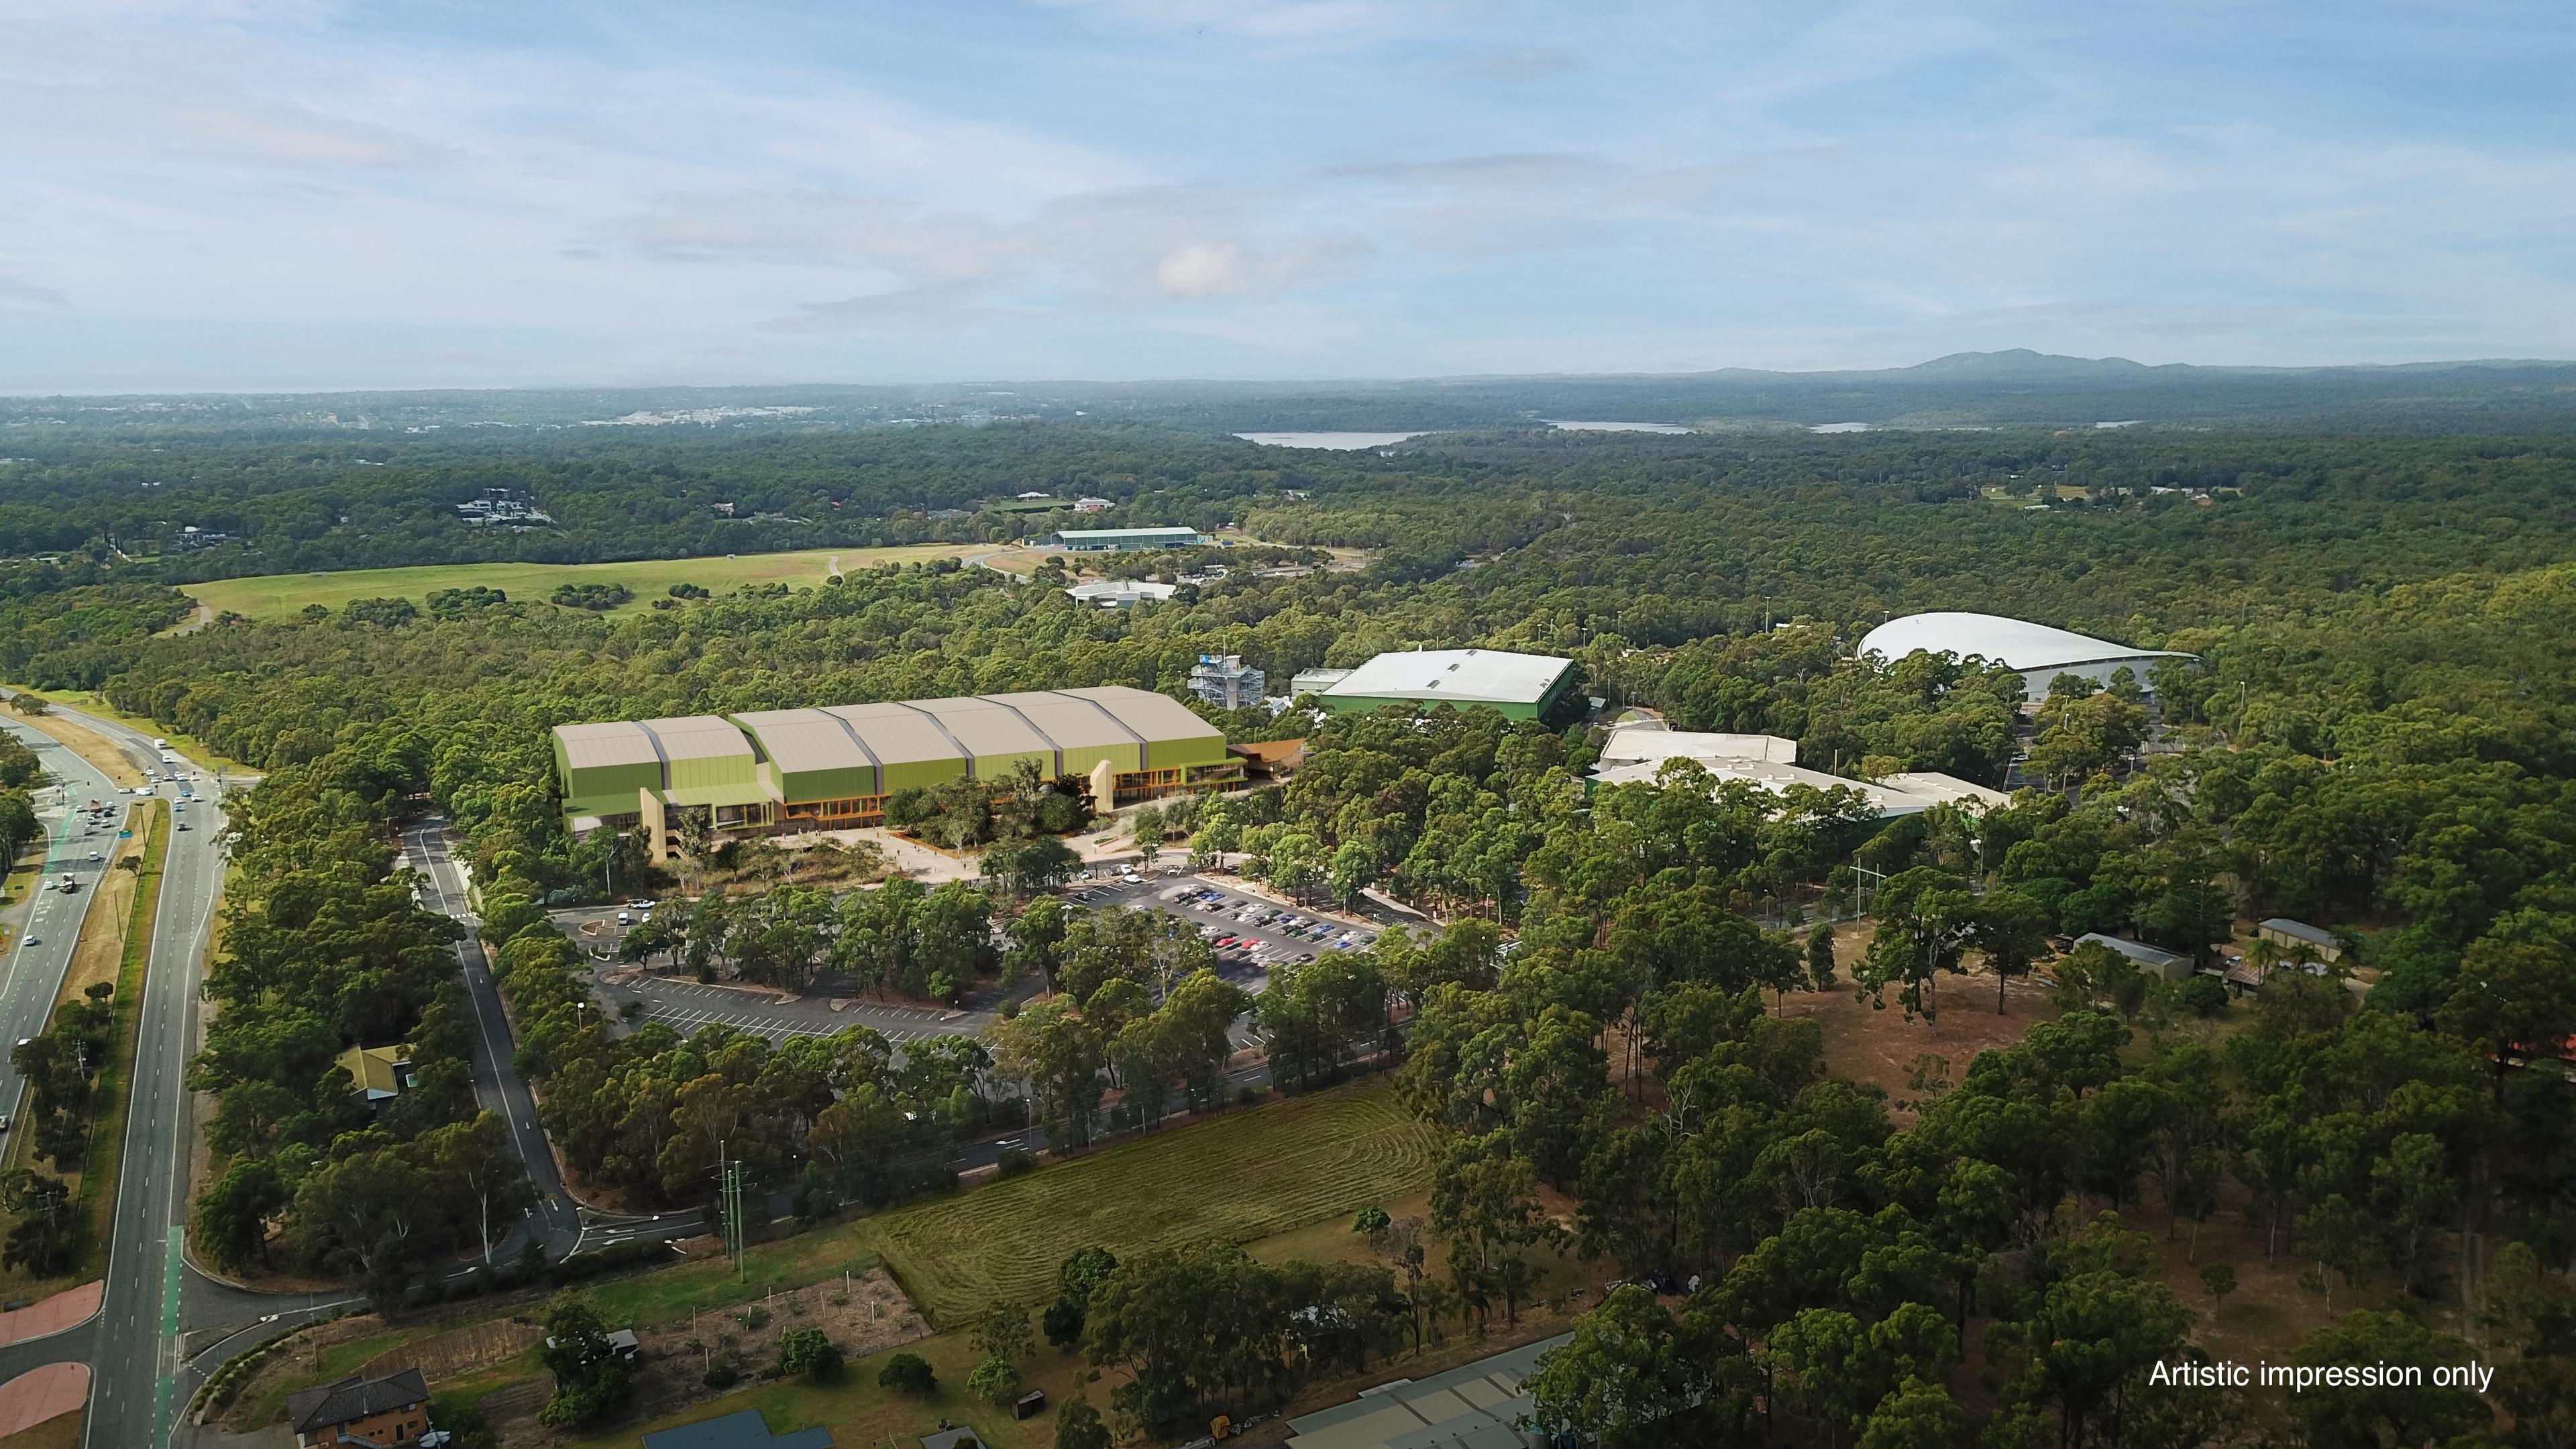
[3,408,2573,1442]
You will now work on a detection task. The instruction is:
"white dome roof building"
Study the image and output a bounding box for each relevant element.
[1857,612,2194,702]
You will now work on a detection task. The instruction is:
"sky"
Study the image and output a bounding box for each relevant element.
[4,0,2575,391]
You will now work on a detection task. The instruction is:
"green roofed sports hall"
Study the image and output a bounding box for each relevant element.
[550,686,1238,861]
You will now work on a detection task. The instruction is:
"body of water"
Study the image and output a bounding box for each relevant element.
[1233,431,1429,449]
[1547,420,1693,433]
[1809,421,1874,433]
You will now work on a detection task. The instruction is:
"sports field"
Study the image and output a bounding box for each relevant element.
[184,543,1014,621]
[861,1081,1442,1325]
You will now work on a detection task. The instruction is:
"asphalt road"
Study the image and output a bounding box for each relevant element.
[0,701,235,1449]
[0,718,125,1137]
[400,819,704,1262]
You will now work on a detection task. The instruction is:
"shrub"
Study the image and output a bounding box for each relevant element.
[878,1352,936,1398]
[996,1147,1037,1177]
[776,1327,843,1383]
[967,1354,1022,1407]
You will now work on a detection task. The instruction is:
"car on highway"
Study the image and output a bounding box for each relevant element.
[58,875,76,893]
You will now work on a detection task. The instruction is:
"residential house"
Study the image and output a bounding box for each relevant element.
[286,1368,433,1448]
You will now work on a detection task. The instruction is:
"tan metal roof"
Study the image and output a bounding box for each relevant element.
[824,702,968,766]
[554,721,661,771]
[733,708,878,773]
[635,715,753,761]
[984,690,1144,751]
[906,696,1057,759]
[1056,685,1216,741]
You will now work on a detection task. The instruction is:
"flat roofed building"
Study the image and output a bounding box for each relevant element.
[1318,649,1578,721]
[1064,578,1177,608]
[1285,1332,1568,1449]
[1597,724,1797,767]
[555,686,1235,857]
[1859,611,2194,700]
[1877,771,2013,812]
[1591,754,1939,816]
[1291,667,1354,696]
[1054,525,1210,551]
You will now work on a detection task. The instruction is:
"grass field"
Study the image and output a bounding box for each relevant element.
[859,1080,1442,1326]
[182,543,998,621]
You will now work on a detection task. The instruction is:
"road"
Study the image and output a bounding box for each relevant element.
[0,718,125,1136]
[398,819,702,1263]
[0,698,234,1449]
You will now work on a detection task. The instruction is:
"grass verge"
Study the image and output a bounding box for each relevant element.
[182,543,988,622]
[70,798,168,1271]
[859,1079,1442,1325]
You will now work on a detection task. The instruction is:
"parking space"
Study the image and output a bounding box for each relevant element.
[547,872,1379,1061]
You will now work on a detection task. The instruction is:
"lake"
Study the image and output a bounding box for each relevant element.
[1548,420,1693,433]
[1233,431,1429,449]
[1809,422,1874,433]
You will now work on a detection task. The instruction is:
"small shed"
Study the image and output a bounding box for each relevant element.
[2257,918,2342,964]
[2072,932,2196,983]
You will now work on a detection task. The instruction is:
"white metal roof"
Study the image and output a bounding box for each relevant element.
[1590,755,1934,816]
[1878,771,2012,810]
[1321,649,1572,706]
[1858,612,2188,672]
[1596,724,1797,766]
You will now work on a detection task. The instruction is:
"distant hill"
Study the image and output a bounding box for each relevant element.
[6,352,2575,436]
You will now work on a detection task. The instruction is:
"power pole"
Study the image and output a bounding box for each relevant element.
[719,1142,746,1281]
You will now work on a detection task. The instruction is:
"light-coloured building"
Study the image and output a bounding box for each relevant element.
[1597,723,1798,767]
[1316,649,1578,721]
[1858,611,2195,700]
[1589,723,2007,818]
[1054,526,1210,551]
[2257,917,2343,964]
[1291,667,1354,696]
[1063,579,1177,609]
[2074,932,2197,982]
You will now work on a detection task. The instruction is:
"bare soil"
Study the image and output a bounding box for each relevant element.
[482,1267,927,1449]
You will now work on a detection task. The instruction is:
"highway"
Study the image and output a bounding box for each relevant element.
[0,719,124,1139]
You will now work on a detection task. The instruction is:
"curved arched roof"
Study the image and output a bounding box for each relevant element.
[1858,612,2188,672]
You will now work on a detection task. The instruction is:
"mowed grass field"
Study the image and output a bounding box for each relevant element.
[861,1081,1442,1325]
[184,543,996,621]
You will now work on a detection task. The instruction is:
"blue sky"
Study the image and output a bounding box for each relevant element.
[3,0,2573,390]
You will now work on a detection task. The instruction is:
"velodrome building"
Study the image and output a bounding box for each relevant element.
[553,686,1238,861]
[1857,611,2194,700]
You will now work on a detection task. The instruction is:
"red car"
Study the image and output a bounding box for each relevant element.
[1215,936,1239,948]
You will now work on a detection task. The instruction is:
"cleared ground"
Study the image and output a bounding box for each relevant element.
[860,1079,1442,1325]
[183,543,989,621]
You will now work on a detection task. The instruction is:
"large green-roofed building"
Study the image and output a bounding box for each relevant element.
[553,686,1236,860]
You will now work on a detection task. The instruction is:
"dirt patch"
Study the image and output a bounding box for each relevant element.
[3,708,144,790]
[1776,923,2061,1122]
[357,1318,545,1383]
[478,1269,926,1449]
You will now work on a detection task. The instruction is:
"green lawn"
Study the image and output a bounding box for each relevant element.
[183,544,997,621]
[859,1081,1442,1326]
